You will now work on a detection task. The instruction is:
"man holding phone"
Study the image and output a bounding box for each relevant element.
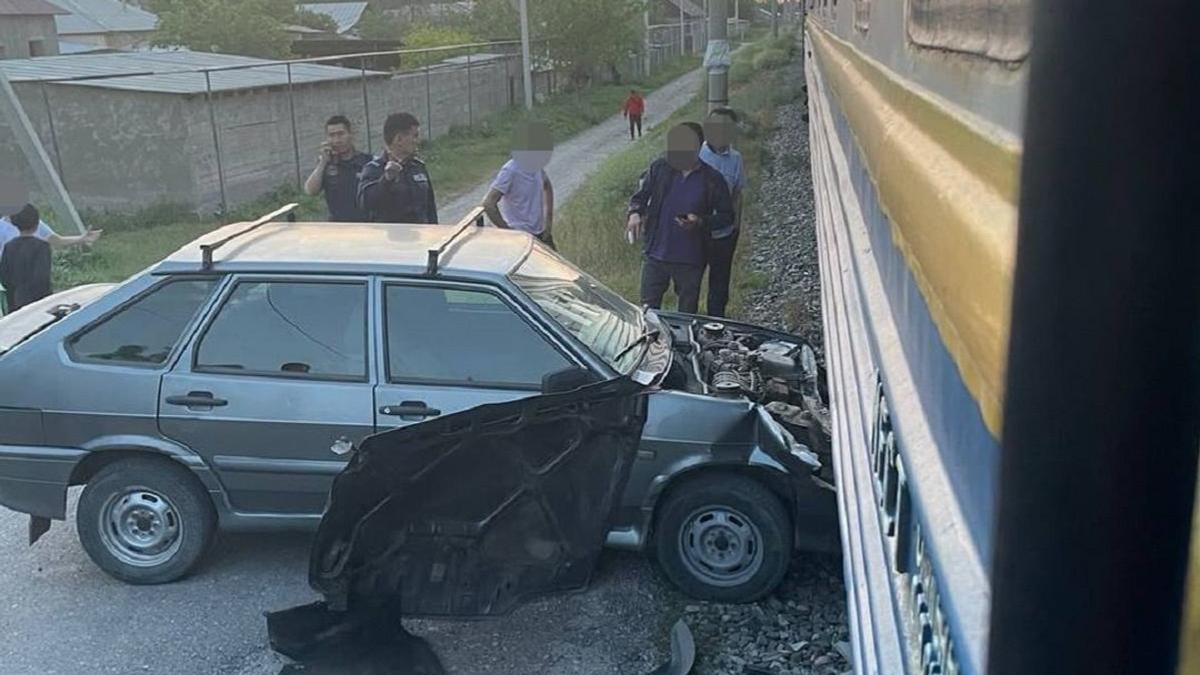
[626,123,734,313]
[304,115,371,222]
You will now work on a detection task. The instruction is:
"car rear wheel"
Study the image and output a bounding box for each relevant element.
[653,474,793,603]
[77,458,216,585]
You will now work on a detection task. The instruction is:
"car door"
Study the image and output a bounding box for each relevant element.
[158,276,375,516]
[373,279,581,429]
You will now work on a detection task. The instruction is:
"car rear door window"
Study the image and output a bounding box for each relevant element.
[385,285,572,388]
[196,281,367,380]
[69,278,217,366]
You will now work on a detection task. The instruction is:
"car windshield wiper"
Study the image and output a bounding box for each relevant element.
[613,327,661,364]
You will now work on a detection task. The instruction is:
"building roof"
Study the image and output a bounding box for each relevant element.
[0,0,67,16]
[662,0,704,19]
[51,0,157,36]
[0,50,388,94]
[298,2,369,35]
[57,39,118,54]
[161,221,535,276]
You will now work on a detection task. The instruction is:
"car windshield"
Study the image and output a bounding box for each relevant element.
[510,246,646,374]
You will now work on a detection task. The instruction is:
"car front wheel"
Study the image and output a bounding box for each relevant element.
[653,474,793,603]
[76,457,216,585]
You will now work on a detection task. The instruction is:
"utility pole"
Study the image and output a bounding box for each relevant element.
[643,7,651,76]
[0,69,84,235]
[679,0,686,56]
[705,0,730,112]
[518,0,533,110]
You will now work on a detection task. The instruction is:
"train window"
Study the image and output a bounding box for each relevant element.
[855,0,870,32]
[908,0,1031,63]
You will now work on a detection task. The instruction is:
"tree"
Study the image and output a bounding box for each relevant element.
[469,0,644,86]
[149,0,338,58]
[356,6,405,41]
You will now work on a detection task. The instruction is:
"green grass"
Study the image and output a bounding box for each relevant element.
[553,33,800,319]
[47,55,702,290]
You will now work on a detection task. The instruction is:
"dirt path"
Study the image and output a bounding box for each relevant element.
[440,67,706,222]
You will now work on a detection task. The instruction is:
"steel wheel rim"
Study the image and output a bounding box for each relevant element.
[677,505,765,587]
[98,487,183,568]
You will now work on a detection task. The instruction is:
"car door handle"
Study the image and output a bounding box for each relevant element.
[165,392,228,408]
[378,402,441,418]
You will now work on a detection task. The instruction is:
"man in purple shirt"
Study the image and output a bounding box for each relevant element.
[626,123,735,313]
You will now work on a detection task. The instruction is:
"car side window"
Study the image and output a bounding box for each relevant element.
[69,278,218,366]
[385,284,573,388]
[195,280,367,381]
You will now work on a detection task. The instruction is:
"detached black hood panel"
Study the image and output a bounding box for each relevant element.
[307,376,648,618]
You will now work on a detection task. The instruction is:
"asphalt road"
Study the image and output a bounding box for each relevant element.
[0,491,682,675]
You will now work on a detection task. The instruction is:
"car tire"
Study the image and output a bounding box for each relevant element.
[76,457,216,585]
[653,474,793,603]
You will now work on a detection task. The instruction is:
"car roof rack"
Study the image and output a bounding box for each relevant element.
[427,206,486,275]
[200,203,299,270]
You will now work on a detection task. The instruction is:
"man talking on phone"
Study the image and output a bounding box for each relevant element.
[304,115,371,222]
[357,112,438,224]
[626,122,733,314]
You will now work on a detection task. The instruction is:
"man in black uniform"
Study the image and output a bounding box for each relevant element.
[357,112,438,224]
[304,115,371,222]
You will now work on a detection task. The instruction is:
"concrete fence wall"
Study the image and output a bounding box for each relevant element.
[0,54,531,214]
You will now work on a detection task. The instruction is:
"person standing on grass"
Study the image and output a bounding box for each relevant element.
[304,115,371,222]
[482,121,557,249]
[0,206,100,260]
[0,205,52,312]
[699,107,747,318]
[626,123,734,314]
[622,89,646,140]
[358,112,438,224]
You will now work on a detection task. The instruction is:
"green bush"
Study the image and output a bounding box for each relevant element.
[753,48,790,72]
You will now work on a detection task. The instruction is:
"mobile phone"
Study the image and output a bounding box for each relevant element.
[626,230,636,244]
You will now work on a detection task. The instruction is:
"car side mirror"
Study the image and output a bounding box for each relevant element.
[542,366,600,394]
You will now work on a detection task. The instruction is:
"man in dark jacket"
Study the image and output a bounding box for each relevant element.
[357,112,438,224]
[626,123,734,313]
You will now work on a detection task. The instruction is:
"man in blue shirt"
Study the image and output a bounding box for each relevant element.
[627,123,734,313]
[304,115,372,222]
[699,107,747,318]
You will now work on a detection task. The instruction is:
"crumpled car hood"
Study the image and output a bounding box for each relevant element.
[268,375,650,667]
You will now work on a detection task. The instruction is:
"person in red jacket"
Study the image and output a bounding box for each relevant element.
[622,89,646,140]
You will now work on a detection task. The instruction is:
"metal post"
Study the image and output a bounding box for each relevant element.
[359,57,373,154]
[772,0,780,38]
[39,83,64,184]
[644,9,652,77]
[0,70,83,234]
[204,71,227,214]
[466,51,473,127]
[705,0,730,112]
[425,63,433,140]
[286,63,302,190]
[519,0,534,110]
[680,0,687,56]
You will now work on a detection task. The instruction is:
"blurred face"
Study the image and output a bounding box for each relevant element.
[325,123,352,153]
[666,125,701,171]
[512,121,554,171]
[704,114,736,149]
[387,125,421,159]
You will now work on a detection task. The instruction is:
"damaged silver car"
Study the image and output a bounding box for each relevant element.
[0,205,835,602]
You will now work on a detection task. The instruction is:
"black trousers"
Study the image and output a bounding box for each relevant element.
[704,229,740,318]
[629,114,643,139]
[640,257,704,314]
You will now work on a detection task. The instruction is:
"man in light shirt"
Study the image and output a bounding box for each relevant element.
[699,107,747,318]
[0,205,101,260]
[482,121,556,249]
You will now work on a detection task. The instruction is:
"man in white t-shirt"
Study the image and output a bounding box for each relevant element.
[482,121,555,249]
[0,205,101,260]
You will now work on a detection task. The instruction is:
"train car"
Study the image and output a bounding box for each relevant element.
[803,0,1200,674]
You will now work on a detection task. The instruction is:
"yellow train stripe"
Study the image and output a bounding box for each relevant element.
[808,22,1021,438]
[1182,474,1200,675]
